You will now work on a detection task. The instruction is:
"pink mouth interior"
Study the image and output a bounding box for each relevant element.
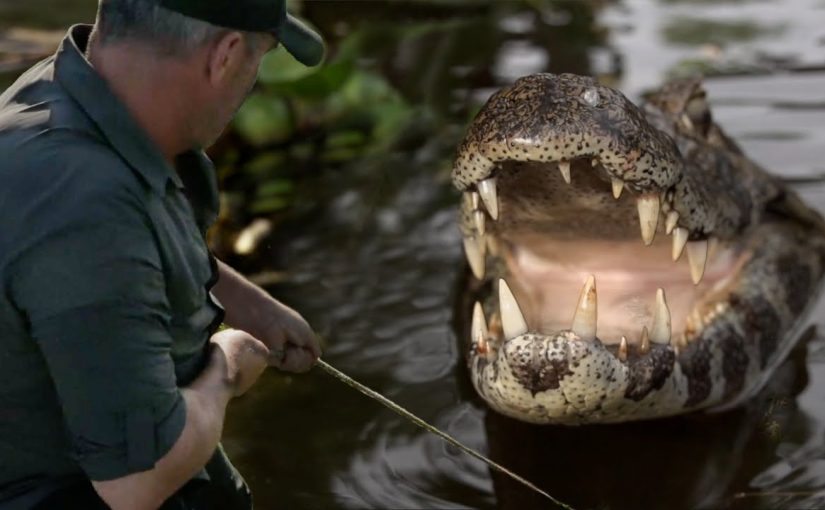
[498,226,743,345]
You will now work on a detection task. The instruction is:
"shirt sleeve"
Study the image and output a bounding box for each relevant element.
[9,177,187,481]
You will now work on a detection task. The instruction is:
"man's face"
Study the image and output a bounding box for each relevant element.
[195,33,278,149]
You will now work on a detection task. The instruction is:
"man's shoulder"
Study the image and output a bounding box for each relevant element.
[0,56,97,140]
[3,127,146,201]
[0,60,159,203]
[0,130,153,257]
[0,58,133,183]
[0,128,155,271]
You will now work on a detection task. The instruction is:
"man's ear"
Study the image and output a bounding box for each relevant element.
[206,31,245,87]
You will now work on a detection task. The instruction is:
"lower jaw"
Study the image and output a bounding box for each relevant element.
[469,220,825,424]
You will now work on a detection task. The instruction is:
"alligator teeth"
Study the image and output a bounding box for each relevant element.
[637,195,660,246]
[462,192,473,211]
[472,302,489,354]
[611,178,624,199]
[467,191,480,211]
[672,227,688,261]
[473,210,486,236]
[618,336,628,361]
[666,211,680,235]
[591,158,599,167]
[571,275,597,341]
[651,288,671,345]
[686,239,709,284]
[478,178,499,220]
[639,326,650,354]
[559,161,572,184]
[499,279,528,339]
[463,236,486,280]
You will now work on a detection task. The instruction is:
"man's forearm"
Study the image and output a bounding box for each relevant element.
[92,353,234,510]
[212,260,275,338]
[212,260,320,372]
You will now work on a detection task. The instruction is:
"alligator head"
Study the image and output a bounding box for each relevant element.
[453,73,825,424]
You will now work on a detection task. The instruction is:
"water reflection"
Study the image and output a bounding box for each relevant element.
[661,17,787,47]
[601,0,825,94]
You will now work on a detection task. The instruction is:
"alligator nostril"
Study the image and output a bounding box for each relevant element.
[583,88,601,107]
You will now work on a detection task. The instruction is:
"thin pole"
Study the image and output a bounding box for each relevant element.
[315,359,574,510]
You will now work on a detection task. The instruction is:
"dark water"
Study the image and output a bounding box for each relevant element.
[5,1,825,508]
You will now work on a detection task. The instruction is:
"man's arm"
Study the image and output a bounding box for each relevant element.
[92,329,269,510]
[212,259,321,372]
[6,155,272,509]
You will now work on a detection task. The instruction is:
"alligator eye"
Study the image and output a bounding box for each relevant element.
[582,88,601,107]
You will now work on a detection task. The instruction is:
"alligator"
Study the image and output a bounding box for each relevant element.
[452,73,825,424]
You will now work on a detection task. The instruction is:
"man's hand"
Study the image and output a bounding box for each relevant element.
[210,329,270,396]
[213,260,322,374]
[258,301,321,373]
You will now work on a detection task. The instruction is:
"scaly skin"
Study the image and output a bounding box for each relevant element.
[453,74,825,424]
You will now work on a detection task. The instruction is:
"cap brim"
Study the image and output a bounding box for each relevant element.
[275,14,326,67]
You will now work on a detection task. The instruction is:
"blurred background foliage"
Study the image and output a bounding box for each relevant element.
[205,0,610,263]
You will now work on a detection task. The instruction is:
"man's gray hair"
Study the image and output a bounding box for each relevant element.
[95,0,228,56]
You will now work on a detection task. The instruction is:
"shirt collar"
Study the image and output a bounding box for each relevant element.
[54,24,185,194]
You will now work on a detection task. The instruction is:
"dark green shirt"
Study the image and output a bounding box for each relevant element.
[0,26,242,506]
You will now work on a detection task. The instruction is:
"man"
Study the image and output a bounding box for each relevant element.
[0,1,325,508]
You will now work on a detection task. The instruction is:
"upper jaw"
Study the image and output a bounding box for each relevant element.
[451,73,683,193]
[459,156,719,289]
[450,74,770,293]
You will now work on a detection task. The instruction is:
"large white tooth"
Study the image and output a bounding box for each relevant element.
[640,326,650,354]
[463,236,486,280]
[591,158,599,167]
[637,194,660,246]
[672,227,688,261]
[478,178,499,220]
[467,191,480,211]
[472,302,489,354]
[666,211,680,234]
[499,279,528,339]
[651,288,671,345]
[618,336,628,361]
[686,239,708,284]
[559,161,572,184]
[611,178,624,199]
[473,210,486,236]
[571,275,597,341]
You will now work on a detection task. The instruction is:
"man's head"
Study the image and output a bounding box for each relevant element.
[91,0,322,150]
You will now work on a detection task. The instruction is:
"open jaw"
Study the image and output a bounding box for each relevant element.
[453,74,825,425]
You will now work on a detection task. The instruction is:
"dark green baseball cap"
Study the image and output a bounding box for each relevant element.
[159,0,325,66]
